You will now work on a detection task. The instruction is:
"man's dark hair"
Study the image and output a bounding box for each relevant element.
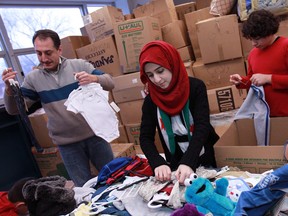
[242,9,280,39]
[32,29,61,49]
[8,177,35,203]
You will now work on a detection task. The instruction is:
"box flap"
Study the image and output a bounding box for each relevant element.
[215,146,286,173]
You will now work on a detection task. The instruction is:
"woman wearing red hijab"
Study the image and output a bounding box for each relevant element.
[139,41,219,184]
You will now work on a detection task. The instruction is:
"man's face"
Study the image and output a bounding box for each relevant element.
[34,37,62,71]
[251,35,275,50]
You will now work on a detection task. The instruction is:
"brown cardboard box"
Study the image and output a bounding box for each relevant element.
[112,72,145,103]
[133,0,178,27]
[278,18,288,37]
[125,123,164,153]
[111,143,136,158]
[238,23,253,60]
[114,17,162,73]
[215,118,288,173]
[31,147,70,178]
[76,36,122,77]
[83,6,124,42]
[161,20,189,49]
[195,0,212,10]
[196,14,243,64]
[33,143,136,178]
[185,7,214,59]
[207,85,247,114]
[192,58,246,90]
[175,2,196,23]
[28,109,54,148]
[61,36,90,59]
[177,45,195,62]
[118,99,144,125]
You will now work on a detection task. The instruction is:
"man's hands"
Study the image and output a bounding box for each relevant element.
[230,73,272,86]
[2,68,17,95]
[250,74,272,86]
[74,71,99,86]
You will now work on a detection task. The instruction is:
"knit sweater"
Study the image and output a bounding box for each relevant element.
[4,57,114,145]
[140,77,219,171]
[237,36,288,117]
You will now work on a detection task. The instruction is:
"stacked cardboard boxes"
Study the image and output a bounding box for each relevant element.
[29,2,288,175]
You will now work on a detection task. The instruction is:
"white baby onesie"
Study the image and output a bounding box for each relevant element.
[65,83,119,142]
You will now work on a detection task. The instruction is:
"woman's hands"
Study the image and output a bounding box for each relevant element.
[154,165,172,182]
[175,164,193,185]
[154,164,193,185]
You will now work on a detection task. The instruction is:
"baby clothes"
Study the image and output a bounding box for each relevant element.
[65,83,119,142]
[234,164,288,215]
[234,85,270,146]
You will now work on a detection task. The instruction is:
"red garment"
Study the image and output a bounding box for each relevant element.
[238,36,288,117]
[139,40,189,115]
[0,192,17,216]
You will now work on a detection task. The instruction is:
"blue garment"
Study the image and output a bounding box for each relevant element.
[234,85,270,146]
[234,164,288,215]
[96,157,133,186]
[58,135,114,186]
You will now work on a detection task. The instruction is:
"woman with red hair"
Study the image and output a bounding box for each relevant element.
[139,41,219,184]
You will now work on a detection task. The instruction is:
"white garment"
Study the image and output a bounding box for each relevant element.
[234,85,270,146]
[65,83,119,142]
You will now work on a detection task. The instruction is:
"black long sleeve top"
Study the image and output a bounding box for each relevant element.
[140,77,219,171]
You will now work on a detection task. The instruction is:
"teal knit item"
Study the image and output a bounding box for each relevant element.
[159,100,191,155]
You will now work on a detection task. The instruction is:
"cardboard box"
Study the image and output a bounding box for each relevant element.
[114,17,162,73]
[61,36,90,59]
[76,36,122,77]
[33,143,136,178]
[184,61,194,77]
[177,45,195,62]
[192,58,246,90]
[185,7,214,59]
[161,20,189,49]
[112,72,145,103]
[83,6,124,42]
[175,2,196,23]
[196,14,243,64]
[238,23,253,60]
[207,85,247,114]
[215,118,288,173]
[195,0,212,10]
[118,99,144,125]
[32,147,70,178]
[28,109,54,148]
[133,0,178,27]
[125,123,164,153]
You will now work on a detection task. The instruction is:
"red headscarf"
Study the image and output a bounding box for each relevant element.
[139,40,189,115]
